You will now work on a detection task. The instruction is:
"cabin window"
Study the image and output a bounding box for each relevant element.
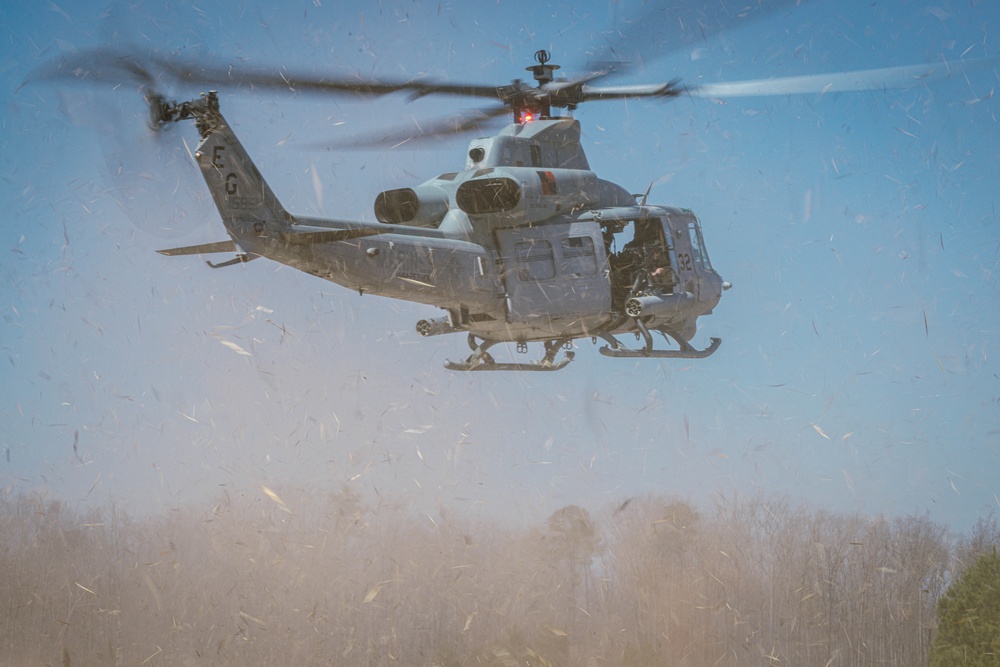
[514,240,556,281]
[560,236,597,277]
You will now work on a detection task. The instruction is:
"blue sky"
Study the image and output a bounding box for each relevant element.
[1,0,998,531]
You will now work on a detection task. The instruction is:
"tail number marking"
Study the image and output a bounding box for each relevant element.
[222,171,258,211]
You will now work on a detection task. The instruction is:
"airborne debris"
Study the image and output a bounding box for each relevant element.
[217,338,252,356]
[262,485,293,514]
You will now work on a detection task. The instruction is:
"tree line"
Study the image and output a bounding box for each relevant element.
[1,489,996,666]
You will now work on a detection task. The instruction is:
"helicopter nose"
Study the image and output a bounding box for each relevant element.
[722,281,732,291]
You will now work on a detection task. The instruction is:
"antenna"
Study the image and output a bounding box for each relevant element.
[525,49,560,86]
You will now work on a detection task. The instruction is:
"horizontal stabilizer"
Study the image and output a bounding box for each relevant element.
[157,240,237,256]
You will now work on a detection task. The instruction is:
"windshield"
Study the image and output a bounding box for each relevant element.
[687,219,713,272]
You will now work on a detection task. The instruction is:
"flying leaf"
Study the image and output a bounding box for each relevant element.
[363,584,382,603]
[239,610,266,627]
[262,485,292,514]
[218,339,251,356]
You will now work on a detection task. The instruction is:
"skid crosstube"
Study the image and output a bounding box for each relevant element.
[442,329,720,370]
[445,336,575,372]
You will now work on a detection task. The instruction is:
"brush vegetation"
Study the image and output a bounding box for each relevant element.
[1,489,996,666]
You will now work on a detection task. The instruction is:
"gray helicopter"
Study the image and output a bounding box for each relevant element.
[146,50,727,371]
[33,38,981,371]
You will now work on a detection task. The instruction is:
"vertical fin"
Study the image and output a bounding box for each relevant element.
[194,106,293,229]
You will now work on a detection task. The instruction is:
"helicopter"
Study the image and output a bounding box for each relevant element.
[144,49,728,371]
[32,39,983,371]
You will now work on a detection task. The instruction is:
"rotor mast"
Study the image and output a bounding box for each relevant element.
[515,49,560,123]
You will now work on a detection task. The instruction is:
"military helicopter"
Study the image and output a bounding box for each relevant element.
[33,39,980,371]
[145,49,730,371]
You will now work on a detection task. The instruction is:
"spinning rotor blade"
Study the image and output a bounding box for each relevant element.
[686,58,994,99]
[577,0,809,87]
[151,55,506,101]
[31,0,812,109]
[576,80,683,103]
[32,47,509,104]
[310,106,511,150]
[27,48,212,237]
[29,47,160,89]
[29,47,191,130]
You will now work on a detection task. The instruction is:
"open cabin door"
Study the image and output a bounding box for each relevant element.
[609,216,680,305]
[495,223,610,325]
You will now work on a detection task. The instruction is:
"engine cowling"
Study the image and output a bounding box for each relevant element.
[455,177,521,214]
[374,186,449,227]
[455,167,614,225]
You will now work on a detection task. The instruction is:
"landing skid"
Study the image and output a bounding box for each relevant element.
[445,335,575,372]
[598,324,721,359]
[444,356,575,372]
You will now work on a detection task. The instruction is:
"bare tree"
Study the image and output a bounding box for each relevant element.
[0,488,967,666]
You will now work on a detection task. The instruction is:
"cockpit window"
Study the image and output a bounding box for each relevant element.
[687,220,713,271]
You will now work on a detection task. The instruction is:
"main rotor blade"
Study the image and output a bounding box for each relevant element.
[28,46,174,120]
[308,105,510,150]
[579,0,810,86]
[31,46,513,102]
[28,47,157,89]
[578,80,683,103]
[686,57,995,99]
[27,47,190,130]
[151,53,508,101]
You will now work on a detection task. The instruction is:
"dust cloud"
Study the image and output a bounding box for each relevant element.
[3,489,994,666]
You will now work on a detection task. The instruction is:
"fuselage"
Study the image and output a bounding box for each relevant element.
[181,93,724,348]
